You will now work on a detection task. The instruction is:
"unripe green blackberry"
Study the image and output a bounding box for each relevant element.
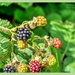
[17,63,28,73]
[47,55,56,66]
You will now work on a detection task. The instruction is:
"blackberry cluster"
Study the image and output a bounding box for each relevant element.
[3,65,16,73]
[29,60,41,72]
[17,26,31,40]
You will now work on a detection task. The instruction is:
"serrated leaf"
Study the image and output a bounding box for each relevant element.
[0,33,12,60]
[0,18,12,28]
[14,44,35,64]
[49,21,75,64]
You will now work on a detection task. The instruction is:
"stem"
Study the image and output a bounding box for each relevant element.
[53,47,59,70]
[0,26,12,33]
[34,36,42,40]
[11,33,15,59]
[32,42,40,55]
[62,33,72,61]
[11,21,28,31]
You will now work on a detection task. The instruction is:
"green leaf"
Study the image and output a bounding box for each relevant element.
[14,44,35,64]
[18,3,32,9]
[47,13,62,22]
[51,47,60,72]
[49,21,75,63]
[68,11,75,22]
[50,21,74,44]
[63,56,75,66]
[24,6,45,20]
[44,3,60,14]
[64,61,75,72]
[33,27,48,37]
[14,9,26,23]
[0,32,12,69]
[0,2,12,6]
[0,18,12,28]
[0,61,5,68]
[0,33,12,60]
[60,10,72,21]
[14,6,45,22]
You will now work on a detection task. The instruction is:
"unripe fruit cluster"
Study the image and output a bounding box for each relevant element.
[17,40,28,49]
[29,60,41,72]
[37,16,47,26]
[53,37,62,48]
[17,63,28,73]
[47,55,56,66]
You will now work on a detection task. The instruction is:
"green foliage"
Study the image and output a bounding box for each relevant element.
[0,2,75,73]
[0,2,12,6]
[0,19,12,28]
[17,3,32,9]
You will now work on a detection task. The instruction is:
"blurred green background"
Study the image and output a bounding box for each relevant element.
[0,3,75,72]
[0,3,75,23]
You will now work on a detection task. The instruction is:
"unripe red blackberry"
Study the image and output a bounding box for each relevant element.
[3,65,16,73]
[47,55,56,66]
[17,26,31,40]
[36,16,47,26]
[29,60,41,72]
[17,63,28,73]
[53,37,62,48]
[17,40,28,49]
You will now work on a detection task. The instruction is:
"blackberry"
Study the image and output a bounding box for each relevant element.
[29,60,41,72]
[53,37,62,48]
[36,16,47,26]
[17,63,28,73]
[47,55,56,66]
[3,65,16,73]
[17,40,28,49]
[17,26,31,40]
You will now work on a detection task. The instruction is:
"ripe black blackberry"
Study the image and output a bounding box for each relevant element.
[3,65,16,73]
[17,26,31,40]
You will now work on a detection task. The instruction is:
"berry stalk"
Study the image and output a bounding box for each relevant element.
[0,26,12,33]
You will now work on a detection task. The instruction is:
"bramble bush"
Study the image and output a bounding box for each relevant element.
[0,2,75,73]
